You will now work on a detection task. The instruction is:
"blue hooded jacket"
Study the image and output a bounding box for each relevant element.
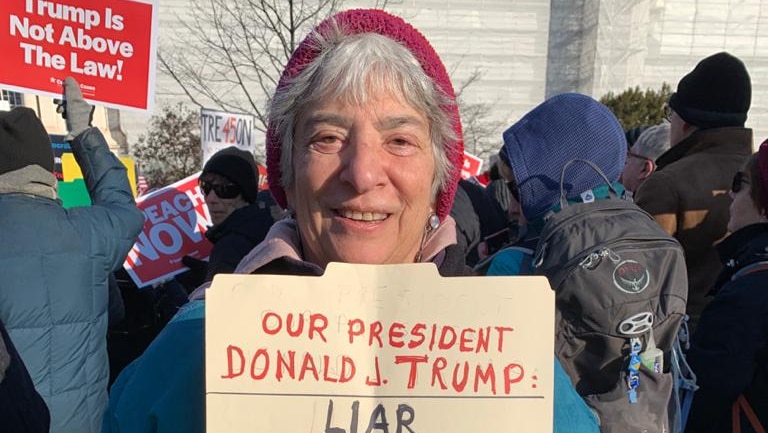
[488,93,629,433]
[500,92,626,221]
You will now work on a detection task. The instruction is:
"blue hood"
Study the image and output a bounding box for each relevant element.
[501,93,626,220]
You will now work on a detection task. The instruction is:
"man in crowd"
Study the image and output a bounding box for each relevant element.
[0,78,144,432]
[621,122,670,197]
[634,52,753,332]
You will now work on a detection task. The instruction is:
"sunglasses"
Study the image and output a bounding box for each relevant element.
[731,171,749,193]
[199,180,241,199]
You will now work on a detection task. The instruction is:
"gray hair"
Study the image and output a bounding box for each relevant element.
[633,123,671,162]
[268,23,457,199]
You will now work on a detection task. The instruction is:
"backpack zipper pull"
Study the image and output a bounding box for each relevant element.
[579,251,601,269]
[628,337,642,404]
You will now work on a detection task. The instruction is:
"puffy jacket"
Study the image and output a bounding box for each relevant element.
[0,128,144,433]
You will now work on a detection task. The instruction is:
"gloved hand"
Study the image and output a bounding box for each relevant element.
[55,77,94,140]
[178,255,208,292]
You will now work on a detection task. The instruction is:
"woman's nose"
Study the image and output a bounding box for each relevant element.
[204,188,220,202]
[338,132,387,193]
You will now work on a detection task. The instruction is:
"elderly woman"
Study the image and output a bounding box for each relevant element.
[685,141,768,433]
[103,9,590,433]
[103,10,463,433]
[228,9,467,276]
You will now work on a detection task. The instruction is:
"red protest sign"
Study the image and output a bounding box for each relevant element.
[461,151,483,179]
[0,0,158,112]
[257,164,268,190]
[124,173,213,288]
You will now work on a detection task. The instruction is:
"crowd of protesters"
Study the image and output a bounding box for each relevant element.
[0,8,765,433]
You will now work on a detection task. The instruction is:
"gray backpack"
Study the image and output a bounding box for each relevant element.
[533,160,689,433]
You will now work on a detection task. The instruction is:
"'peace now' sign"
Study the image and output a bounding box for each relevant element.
[124,173,212,288]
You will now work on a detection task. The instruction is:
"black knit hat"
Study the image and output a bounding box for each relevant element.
[668,52,751,128]
[202,147,258,203]
[0,107,54,175]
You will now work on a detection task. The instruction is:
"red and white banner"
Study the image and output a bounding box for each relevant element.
[124,172,213,288]
[461,151,483,179]
[0,0,158,112]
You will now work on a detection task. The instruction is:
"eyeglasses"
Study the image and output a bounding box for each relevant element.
[663,103,673,122]
[731,171,749,193]
[199,180,241,199]
[627,151,653,162]
[627,151,656,169]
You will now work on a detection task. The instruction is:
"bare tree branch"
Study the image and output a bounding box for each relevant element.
[160,0,345,136]
[455,68,505,161]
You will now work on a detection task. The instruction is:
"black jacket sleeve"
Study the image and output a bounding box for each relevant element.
[0,319,50,433]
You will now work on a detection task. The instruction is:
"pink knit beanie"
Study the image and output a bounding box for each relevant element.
[265,9,464,221]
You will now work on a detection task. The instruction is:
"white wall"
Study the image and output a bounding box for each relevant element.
[120,0,768,159]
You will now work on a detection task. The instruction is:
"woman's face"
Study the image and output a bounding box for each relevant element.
[287,92,436,267]
[200,172,248,226]
[728,171,766,232]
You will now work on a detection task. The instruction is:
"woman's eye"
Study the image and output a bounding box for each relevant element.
[308,135,343,154]
[386,137,418,156]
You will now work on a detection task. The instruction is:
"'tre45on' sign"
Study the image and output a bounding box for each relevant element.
[201,113,252,146]
[200,108,257,165]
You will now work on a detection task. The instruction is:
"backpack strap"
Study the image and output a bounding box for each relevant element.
[732,394,767,433]
[558,159,620,209]
[730,261,768,282]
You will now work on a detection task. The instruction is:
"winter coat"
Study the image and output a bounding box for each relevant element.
[0,128,144,433]
[634,127,752,332]
[203,197,275,281]
[685,223,768,433]
[450,179,508,267]
[103,217,466,433]
[0,317,50,433]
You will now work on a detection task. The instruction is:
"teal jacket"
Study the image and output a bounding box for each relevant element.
[103,301,205,433]
[0,128,144,433]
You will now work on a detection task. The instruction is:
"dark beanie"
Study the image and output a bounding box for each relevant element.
[0,107,54,175]
[668,52,751,128]
[202,147,258,203]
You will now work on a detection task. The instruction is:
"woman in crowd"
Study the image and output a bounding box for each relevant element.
[181,147,276,287]
[685,140,768,433]
[103,9,594,432]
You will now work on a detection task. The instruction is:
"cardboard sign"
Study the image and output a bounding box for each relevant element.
[461,151,483,179]
[123,172,212,287]
[0,0,158,112]
[201,108,256,165]
[206,264,555,432]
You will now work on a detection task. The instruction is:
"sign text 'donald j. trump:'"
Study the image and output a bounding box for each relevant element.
[206,264,555,432]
